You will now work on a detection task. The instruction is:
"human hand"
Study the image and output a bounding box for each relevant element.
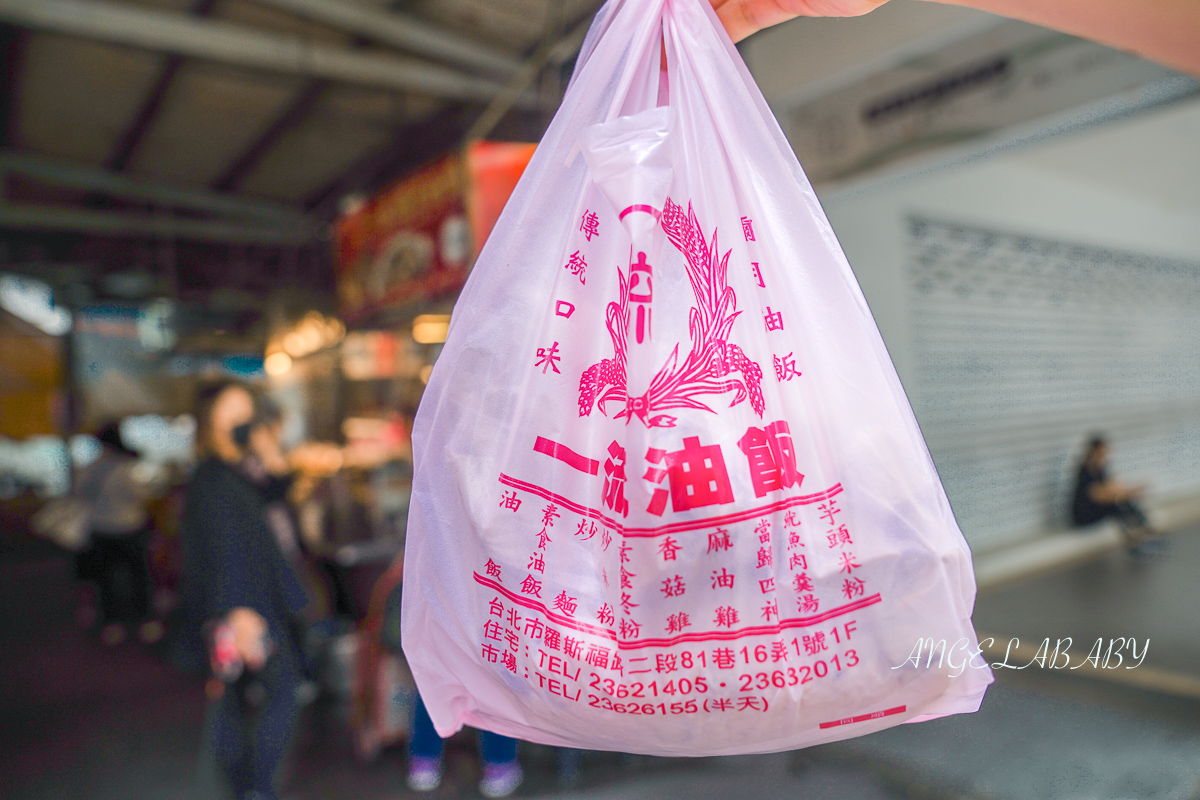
[709,0,892,42]
[227,607,269,670]
[289,442,344,475]
[249,425,289,475]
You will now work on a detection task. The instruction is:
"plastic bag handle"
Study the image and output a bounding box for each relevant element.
[597,0,741,123]
[598,0,669,123]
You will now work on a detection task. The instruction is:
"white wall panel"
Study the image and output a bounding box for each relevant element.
[906,218,1200,550]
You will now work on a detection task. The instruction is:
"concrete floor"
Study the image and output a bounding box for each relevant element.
[3,526,1199,800]
[973,527,1200,676]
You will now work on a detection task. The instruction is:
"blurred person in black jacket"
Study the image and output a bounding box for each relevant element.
[181,381,308,800]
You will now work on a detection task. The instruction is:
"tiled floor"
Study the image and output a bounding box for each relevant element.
[3,526,1198,800]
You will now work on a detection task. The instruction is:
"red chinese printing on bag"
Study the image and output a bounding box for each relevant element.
[401,0,993,756]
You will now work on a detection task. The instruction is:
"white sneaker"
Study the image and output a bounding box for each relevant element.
[406,757,443,792]
[479,762,523,798]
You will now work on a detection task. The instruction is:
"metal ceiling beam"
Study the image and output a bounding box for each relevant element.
[303,102,554,220]
[106,0,219,172]
[464,13,593,144]
[0,150,306,225]
[303,103,470,215]
[0,203,311,245]
[212,80,328,193]
[0,0,531,105]
[106,57,185,171]
[0,23,25,149]
[248,0,521,77]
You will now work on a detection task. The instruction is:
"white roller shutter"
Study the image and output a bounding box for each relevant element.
[907,217,1200,550]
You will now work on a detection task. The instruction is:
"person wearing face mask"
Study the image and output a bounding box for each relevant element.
[180,381,309,800]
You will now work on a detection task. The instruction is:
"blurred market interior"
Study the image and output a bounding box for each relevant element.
[1,0,1199,798]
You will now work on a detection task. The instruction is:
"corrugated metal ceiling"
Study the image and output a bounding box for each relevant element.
[3,0,593,215]
[0,0,597,301]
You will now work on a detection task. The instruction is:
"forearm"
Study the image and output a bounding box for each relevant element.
[920,0,1200,77]
[1090,481,1135,504]
[715,0,1200,78]
[713,0,892,43]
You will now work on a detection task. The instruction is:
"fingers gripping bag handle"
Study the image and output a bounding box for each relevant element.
[401,0,992,757]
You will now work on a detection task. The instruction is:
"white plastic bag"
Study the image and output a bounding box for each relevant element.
[401,0,992,756]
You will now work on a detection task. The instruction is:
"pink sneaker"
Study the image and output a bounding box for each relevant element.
[479,761,523,798]
[406,756,443,792]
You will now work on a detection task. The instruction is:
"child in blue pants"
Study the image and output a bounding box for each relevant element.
[408,695,522,798]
